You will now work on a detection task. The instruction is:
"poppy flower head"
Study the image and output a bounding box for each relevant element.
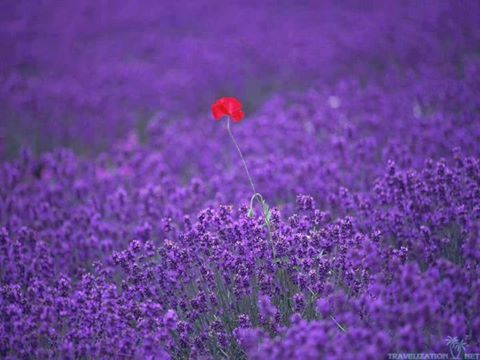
[211,97,245,122]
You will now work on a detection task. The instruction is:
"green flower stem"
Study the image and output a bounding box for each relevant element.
[226,118,276,261]
[330,315,347,332]
[226,118,256,195]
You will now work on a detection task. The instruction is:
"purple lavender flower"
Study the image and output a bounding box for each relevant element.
[1,2,480,358]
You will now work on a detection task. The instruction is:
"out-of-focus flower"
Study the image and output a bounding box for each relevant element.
[211,97,245,122]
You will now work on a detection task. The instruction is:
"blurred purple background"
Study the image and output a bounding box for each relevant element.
[1,1,478,158]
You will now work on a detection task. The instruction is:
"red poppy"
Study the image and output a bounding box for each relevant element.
[211,97,245,122]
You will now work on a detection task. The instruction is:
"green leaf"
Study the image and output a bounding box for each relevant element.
[262,202,269,213]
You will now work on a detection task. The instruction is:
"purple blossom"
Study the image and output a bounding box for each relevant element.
[1,1,480,358]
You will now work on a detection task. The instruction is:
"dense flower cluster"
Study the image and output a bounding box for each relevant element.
[1,1,480,359]
[1,150,479,358]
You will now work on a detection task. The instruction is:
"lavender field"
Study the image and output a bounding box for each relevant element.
[1,1,480,359]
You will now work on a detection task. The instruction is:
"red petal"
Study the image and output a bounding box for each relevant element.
[212,97,244,121]
[219,97,242,115]
[211,103,226,120]
[231,110,245,122]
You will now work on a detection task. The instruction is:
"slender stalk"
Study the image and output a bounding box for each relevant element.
[226,118,256,195]
[226,117,276,261]
[330,315,346,332]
